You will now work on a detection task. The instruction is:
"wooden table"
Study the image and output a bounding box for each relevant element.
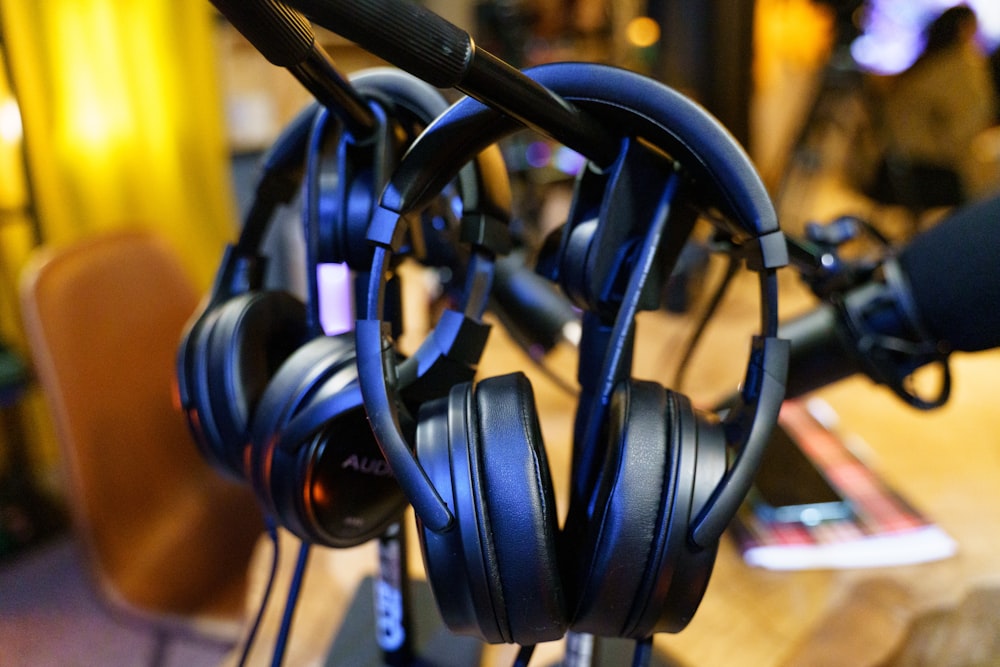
[226,268,1000,666]
[663,351,1000,667]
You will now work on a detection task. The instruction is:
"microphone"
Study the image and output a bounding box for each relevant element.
[210,0,377,138]
[780,194,1000,407]
[283,0,620,167]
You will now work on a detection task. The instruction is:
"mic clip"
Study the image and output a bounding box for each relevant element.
[792,215,885,299]
[837,258,952,410]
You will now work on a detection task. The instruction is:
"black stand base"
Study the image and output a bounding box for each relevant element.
[323,576,483,667]
[547,637,680,667]
[323,577,680,667]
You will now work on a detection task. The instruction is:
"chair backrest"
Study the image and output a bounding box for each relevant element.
[19,229,262,624]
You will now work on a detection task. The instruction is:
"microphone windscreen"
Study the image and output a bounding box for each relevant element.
[898,194,1000,352]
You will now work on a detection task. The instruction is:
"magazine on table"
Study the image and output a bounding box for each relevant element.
[730,398,957,571]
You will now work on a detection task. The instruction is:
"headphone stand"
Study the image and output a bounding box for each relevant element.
[322,576,484,666]
[558,634,678,667]
[322,524,484,666]
[321,583,678,667]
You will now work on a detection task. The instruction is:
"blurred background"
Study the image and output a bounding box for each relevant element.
[1,1,1000,665]
[3,0,999,504]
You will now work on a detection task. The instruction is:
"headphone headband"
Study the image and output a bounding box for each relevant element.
[359,62,789,545]
[383,63,779,241]
[356,217,500,531]
[176,103,322,418]
[178,65,512,494]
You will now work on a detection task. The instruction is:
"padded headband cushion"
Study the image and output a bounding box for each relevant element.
[351,67,448,125]
[382,62,776,239]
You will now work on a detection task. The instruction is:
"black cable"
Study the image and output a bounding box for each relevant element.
[525,351,579,398]
[494,316,578,397]
[270,541,312,667]
[672,255,739,392]
[512,644,535,667]
[631,637,653,667]
[236,516,280,667]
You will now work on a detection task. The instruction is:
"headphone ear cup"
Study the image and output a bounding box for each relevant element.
[188,290,308,476]
[565,380,726,638]
[416,372,567,645]
[626,388,727,637]
[247,333,355,507]
[248,334,407,548]
[248,333,357,465]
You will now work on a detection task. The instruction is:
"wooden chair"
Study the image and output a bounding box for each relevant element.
[18,230,263,661]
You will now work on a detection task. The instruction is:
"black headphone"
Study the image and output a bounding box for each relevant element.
[177,67,512,548]
[356,63,789,645]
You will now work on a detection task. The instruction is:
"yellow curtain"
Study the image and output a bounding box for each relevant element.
[1,0,237,289]
[0,0,238,486]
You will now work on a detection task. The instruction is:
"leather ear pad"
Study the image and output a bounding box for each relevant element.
[189,289,307,476]
[626,387,727,637]
[566,380,726,638]
[248,334,406,548]
[416,373,567,645]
